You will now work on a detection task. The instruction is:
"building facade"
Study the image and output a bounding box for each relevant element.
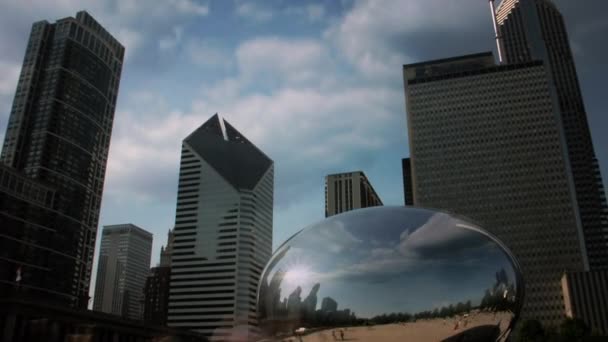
[496,0,608,270]
[402,158,414,206]
[561,270,608,335]
[324,171,382,217]
[167,114,273,341]
[160,229,175,267]
[143,229,174,326]
[143,266,171,326]
[0,296,206,342]
[404,52,588,326]
[0,11,124,308]
[93,224,153,320]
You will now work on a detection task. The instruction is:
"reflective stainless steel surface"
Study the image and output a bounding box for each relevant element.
[257,206,523,342]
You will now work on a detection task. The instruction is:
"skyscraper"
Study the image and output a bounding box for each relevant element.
[0,11,123,308]
[143,229,174,326]
[167,114,273,340]
[494,0,608,270]
[93,224,153,320]
[143,265,172,326]
[404,52,588,326]
[402,158,414,206]
[324,171,382,217]
[160,229,175,267]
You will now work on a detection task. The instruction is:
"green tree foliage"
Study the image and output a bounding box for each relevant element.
[516,319,545,342]
[559,318,590,342]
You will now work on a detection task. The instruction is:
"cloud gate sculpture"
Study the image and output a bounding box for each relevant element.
[256,206,523,342]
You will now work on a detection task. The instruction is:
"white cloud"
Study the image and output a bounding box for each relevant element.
[235,2,274,22]
[186,39,233,68]
[115,29,144,61]
[168,0,209,16]
[306,4,325,22]
[117,0,209,17]
[159,26,183,51]
[236,37,331,85]
[0,61,21,96]
[325,0,490,77]
[285,4,326,22]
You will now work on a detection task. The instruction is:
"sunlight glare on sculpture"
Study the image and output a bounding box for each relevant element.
[256,206,523,342]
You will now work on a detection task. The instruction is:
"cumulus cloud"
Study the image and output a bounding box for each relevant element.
[236,37,332,85]
[159,26,183,51]
[114,28,144,61]
[325,0,494,78]
[235,2,274,22]
[116,0,209,17]
[285,4,326,22]
[0,61,20,96]
[186,39,233,69]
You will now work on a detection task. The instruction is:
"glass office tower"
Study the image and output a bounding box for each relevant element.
[0,11,123,308]
[167,114,274,341]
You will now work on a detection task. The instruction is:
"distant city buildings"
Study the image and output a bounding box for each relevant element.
[402,158,414,206]
[167,114,274,340]
[93,224,152,320]
[143,265,171,326]
[159,229,175,267]
[321,297,338,313]
[0,11,123,308]
[143,229,174,326]
[324,171,382,217]
[404,0,608,328]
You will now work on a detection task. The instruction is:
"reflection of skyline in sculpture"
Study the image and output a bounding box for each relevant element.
[321,297,337,313]
[257,207,523,339]
[264,210,519,318]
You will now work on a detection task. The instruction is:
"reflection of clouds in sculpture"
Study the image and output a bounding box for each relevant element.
[257,206,523,335]
[295,219,363,254]
[398,213,492,257]
[313,213,500,284]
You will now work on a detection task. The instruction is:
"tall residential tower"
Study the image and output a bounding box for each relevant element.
[167,114,273,341]
[0,11,123,308]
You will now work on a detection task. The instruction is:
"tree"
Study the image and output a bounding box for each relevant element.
[559,318,589,342]
[516,319,545,342]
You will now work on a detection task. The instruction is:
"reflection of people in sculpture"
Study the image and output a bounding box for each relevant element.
[332,330,336,340]
[339,329,344,340]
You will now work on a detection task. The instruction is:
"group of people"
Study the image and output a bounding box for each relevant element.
[331,329,345,340]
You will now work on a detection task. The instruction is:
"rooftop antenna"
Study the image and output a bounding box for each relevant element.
[489,0,505,63]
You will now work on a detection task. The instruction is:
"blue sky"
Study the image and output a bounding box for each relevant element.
[0,0,607,291]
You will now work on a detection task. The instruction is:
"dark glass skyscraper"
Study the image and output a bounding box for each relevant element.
[496,0,608,270]
[0,11,123,308]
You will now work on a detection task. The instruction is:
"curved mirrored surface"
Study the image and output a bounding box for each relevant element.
[257,206,523,342]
